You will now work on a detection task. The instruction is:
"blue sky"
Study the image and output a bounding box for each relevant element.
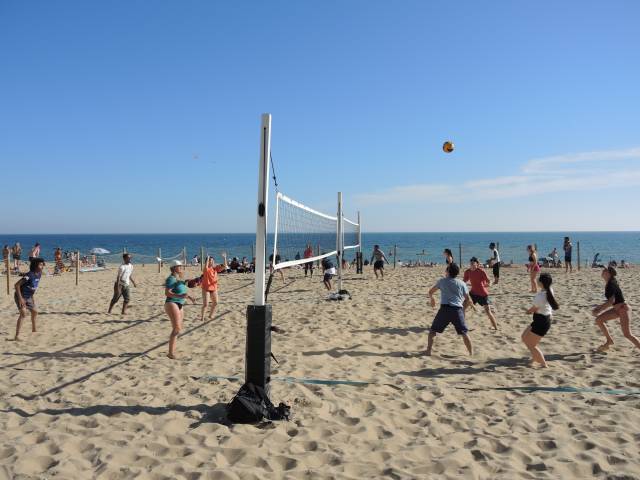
[1,1,639,233]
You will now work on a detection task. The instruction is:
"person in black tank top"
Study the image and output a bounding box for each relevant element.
[592,266,640,352]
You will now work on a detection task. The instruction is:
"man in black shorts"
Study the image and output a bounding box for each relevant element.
[370,245,389,279]
[463,257,498,329]
[488,243,500,285]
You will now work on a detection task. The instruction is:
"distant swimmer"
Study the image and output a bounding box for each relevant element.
[522,273,559,368]
[426,263,473,357]
[592,266,640,352]
[164,260,196,360]
[488,242,500,285]
[108,253,137,315]
[463,257,498,330]
[370,245,389,279]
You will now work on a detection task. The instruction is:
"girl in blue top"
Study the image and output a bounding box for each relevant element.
[165,260,195,359]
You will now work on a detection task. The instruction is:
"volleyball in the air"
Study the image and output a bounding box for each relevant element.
[443,141,455,153]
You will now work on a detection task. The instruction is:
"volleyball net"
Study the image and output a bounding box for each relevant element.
[271,192,337,271]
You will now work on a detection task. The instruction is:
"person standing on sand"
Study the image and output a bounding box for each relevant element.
[463,257,498,330]
[303,243,314,277]
[489,242,501,284]
[200,253,228,321]
[563,237,573,273]
[321,256,336,291]
[522,273,559,368]
[592,266,640,352]
[108,253,137,314]
[12,242,22,271]
[370,245,389,279]
[28,242,41,263]
[13,258,45,341]
[526,245,540,293]
[165,260,196,360]
[426,263,474,356]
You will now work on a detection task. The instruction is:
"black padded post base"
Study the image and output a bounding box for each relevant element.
[245,304,272,397]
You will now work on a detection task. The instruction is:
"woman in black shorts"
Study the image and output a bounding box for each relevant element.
[592,266,640,352]
[522,273,559,367]
[563,237,573,273]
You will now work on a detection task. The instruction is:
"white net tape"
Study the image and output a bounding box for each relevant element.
[272,192,337,270]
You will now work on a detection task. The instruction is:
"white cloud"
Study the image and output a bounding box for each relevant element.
[354,147,640,206]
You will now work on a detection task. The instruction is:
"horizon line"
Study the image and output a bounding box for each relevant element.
[1,230,639,235]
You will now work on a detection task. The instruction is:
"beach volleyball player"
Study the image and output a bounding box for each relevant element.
[463,257,498,329]
[370,245,389,279]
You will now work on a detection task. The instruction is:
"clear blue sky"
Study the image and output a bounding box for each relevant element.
[2,1,639,233]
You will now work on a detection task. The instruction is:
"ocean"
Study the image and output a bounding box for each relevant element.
[2,232,639,266]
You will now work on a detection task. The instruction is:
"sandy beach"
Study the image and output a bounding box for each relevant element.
[1,263,639,479]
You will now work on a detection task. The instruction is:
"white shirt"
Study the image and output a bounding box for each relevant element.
[533,290,553,316]
[492,248,500,264]
[325,267,336,275]
[117,264,134,285]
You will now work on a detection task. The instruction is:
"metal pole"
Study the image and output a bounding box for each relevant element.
[316,244,320,268]
[75,250,79,286]
[459,243,462,266]
[577,241,581,271]
[357,211,362,274]
[201,246,205,272]
[158,248,161,273]
[253,113,271,306]
[393,245,397,269]
[337,191,343,292]
[272,192,281,270]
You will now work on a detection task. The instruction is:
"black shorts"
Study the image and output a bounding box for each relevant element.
[304,262,313,270]
[430,305,468,335]
[15,293,36,311]
[492,262,500,278]
[470,293,489,306]
[564,256,572,263]
[530,313,551,337]
[374,260,384,270]
[323,273,333,282]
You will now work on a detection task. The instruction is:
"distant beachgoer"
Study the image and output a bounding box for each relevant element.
[108,253,137,315]
[12,242,22,270]
[371,245,389,279]
[28,242,41,263]
[303,243,314,278]
[295,252,301,261]
[269,252,285,283]
[54,247,63,274]
[443,248,454,276]
[489,243,500,284]
[201,253,228,321]
[563,237,573,273]
[229,257,240,272]
[165,260,196,359]
[463,257,498,329]
[426,263,473,356]
[192,255,200,266]
[13,257,45,341]
[549,248,559,267]
[522,273,559,367]
[321,257,336,290]
[592,266,640,352]
[526,245,540,293]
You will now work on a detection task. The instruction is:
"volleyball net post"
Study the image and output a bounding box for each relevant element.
[356,211,363,274]
[336,192,344,292]
[245,113,273,396]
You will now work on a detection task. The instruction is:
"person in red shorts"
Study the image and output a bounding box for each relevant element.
[200,253,228,321]
[463,257,498,330]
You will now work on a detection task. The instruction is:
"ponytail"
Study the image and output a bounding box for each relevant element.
[539,273,559,311]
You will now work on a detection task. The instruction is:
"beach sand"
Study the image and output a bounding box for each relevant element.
[1,263,639,479]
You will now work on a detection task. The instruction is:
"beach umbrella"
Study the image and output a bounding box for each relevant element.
[89,247,111,255]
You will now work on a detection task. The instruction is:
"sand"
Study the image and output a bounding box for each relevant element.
[1,262,639,479]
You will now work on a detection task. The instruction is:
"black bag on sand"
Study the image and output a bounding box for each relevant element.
[227,382,291,424]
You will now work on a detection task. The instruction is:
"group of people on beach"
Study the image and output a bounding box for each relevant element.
[424,241,639,367]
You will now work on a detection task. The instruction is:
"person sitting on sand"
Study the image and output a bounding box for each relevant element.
[426,263,474,356]
[463,257,498,330]
[201,253,228,321]
[13,257,45,341]
[526,245,540,293]
[321,256,336,291]
[108,253,137,315]
[164,260,196,359]
[522,273,559,368]
[370,245,389,279]
[489,242,501,284]
[592,266,640,352]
